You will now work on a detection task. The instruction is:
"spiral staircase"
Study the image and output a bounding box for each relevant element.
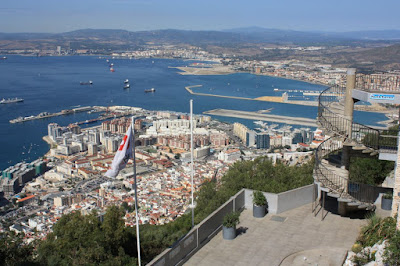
[313,71,400,219]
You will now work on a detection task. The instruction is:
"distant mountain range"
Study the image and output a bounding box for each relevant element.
[0,27,400,46]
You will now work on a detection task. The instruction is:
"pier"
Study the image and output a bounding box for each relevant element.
[203,109,317,127]
[9,106,99,124]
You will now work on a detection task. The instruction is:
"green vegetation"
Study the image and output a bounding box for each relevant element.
[356,214,396,248]
[0,231,37,266]
[37,206,138,265]
[383,192,393,200]
[383,231,400,265]
[353,214,400,265]
[252,190,267,206]
[349,157,394,185]
[222,212,240,228]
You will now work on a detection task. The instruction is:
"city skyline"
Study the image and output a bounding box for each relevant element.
[0,0,399,33]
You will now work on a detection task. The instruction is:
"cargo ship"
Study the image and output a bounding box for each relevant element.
[1,98,24,104]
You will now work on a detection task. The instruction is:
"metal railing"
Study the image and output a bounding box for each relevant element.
[314,136,347,197]
[314,135,390,204]
[318,85,397,152]
[315,81,398,204]
[356,74,400,93]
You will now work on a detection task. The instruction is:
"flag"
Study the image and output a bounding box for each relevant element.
[105,124,133,178]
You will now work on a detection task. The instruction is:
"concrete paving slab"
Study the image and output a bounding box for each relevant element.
[184,203,365,266]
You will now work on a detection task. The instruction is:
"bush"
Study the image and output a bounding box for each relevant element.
[383,192,393,200]
[222,212,240,228]
[356,214,396,248]
[384,231,400,265]
[252,191,267,206]
[349,157,394,185]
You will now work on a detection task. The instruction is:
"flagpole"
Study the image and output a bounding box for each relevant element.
[190,100,194,228]
[132,117,142,266]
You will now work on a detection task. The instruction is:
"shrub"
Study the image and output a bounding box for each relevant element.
[252,191,267,206]
[384,231,400,265]
[222,212,240,228]
[356,214,396,248]
[383,192,393,200]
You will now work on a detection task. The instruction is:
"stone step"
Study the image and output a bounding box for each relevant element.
[352,144,368,151]
[362,148,374,154]
[343,139,357,147]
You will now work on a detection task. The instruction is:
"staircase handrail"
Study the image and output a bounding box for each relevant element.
[315,135,383,204]
[318,85,397,152]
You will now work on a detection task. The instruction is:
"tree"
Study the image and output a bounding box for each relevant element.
[37,207,138,265]
[0,232,36,266]
[349,157,394,185]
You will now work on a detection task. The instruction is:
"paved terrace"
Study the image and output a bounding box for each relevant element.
[185,204,365,266]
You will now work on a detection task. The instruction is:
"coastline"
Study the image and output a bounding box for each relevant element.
[171,64,329,87]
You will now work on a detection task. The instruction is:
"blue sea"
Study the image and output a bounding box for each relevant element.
[0,56,388,170]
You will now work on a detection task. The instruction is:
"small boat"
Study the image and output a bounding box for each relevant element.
[0,56,6,60]
[110,67,115,72]
[124,84,130,89]
[145,88,155,93]
[124,79,129,84]
[80,81,93,85]
[274,88,279,91]
[0,98,24,104]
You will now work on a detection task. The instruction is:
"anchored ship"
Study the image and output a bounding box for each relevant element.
[80,81,93,85]
[1,98,24,104]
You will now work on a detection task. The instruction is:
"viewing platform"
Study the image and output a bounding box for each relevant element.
[186,204,364,266]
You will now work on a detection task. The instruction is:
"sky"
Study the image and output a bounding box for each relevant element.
[0,0,399,33]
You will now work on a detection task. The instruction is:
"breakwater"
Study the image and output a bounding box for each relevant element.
[185,85,284,102]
